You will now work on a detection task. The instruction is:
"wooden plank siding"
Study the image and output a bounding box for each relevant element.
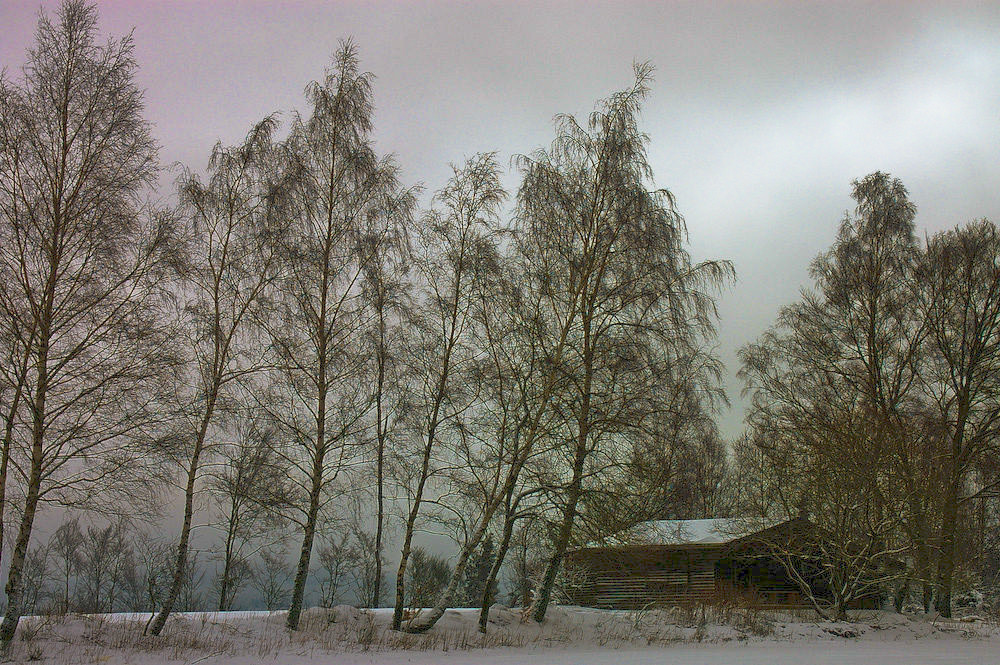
[564,518,882,611]
[564,542,823,610]
[565,546,722,609]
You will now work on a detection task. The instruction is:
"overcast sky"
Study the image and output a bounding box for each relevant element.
[4,0,1000,438]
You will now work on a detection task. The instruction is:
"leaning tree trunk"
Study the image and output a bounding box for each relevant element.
[407,415,539,633]
[0,331,33,580]
[405,516,492,633]
[392,338,456,630]
[149,398,216,636]
[372,317,388,609]
[0,363,47,645]
[0,380,24,573]
[478,500,518,632]
[530,353,591,624]
[217,518,239,611]
[530,450,585,624]
[392,435,434,630]
[287,430,327,630]
[398,424,528,632]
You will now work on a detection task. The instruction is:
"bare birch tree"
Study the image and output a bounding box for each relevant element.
[917,219,1000,616]
[738,173,925,618]
[76,517,134,613]
[0,1,178,642]
[518,63,732,623]
[358,159,415,610]
[404,63,731,634]
[409,227,591,632]
[49,517,83,614]
[207,418,288,611]
[148,114,288,635]
[391,153,507,630]
[251,546,291,612]
[258,41,413,630]
[465,265,558,632]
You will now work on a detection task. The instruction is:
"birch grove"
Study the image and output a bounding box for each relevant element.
[7,0,1000,638]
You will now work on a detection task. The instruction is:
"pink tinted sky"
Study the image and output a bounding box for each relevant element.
[3,0,1000,435]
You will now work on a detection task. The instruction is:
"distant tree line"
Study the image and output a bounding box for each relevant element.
[0,1,731,643]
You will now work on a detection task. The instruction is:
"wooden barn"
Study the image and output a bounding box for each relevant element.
[564,517,842,609]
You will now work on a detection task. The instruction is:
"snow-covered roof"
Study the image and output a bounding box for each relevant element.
[583,517,780,549]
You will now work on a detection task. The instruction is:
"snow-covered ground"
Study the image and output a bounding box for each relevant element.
[5,605,997,664]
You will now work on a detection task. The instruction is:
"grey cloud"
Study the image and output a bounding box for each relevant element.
[3,0,999,437]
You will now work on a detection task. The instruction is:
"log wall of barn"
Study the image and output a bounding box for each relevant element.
[565,548,720,609]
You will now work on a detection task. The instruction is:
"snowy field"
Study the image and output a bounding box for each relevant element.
[4,605,998,664]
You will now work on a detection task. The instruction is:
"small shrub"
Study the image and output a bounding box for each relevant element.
[356,614,377,649]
